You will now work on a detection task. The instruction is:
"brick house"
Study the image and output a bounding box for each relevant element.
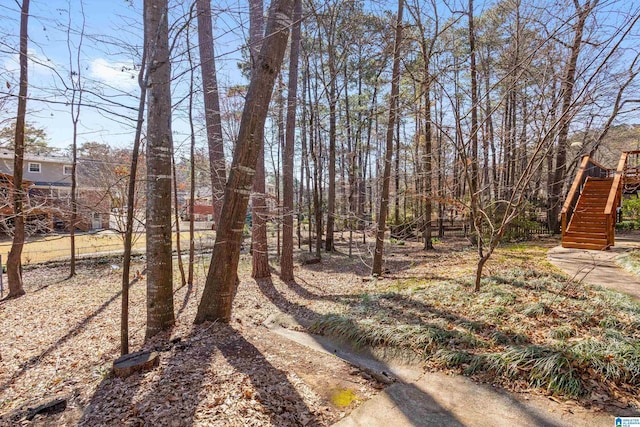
[0,149,111,232]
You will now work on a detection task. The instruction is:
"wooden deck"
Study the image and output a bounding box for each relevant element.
[561,151,640,250]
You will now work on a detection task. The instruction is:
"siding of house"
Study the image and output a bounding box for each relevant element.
[0,150,110,231]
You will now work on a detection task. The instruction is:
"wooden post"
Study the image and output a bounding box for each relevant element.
[0,254,3,298]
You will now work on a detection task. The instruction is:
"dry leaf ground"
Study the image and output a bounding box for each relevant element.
[0,233,636,426]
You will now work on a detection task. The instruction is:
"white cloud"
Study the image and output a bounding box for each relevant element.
[2,49,58,78]
[89,58,138,91]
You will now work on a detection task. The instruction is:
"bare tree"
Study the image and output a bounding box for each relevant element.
[5,0,30,299]
[196,0,226,225]
[280,0,302,282]
[250,0,271,279]
[195,0,294,323]
[144,0,175,339]
[548,0,598,233]
[372,0,404,276]
[66,0,86,278]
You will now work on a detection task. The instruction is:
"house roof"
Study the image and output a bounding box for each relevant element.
[0,172,33,187]
[0,149,72,163]
[0,149,113,189]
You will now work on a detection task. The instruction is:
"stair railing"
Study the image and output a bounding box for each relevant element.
[561,155,611,239]
[604,152,628,247]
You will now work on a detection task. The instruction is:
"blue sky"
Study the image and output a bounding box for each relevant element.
[1,0,247,152]
[2,0,640,153]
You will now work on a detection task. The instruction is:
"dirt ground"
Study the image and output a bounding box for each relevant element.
[0,234,620,426]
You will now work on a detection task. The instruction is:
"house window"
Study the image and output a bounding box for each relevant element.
[28,162,41,173]
[63,165,73,175]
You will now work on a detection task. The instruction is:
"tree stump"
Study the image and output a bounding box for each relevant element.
[113,350,159,378]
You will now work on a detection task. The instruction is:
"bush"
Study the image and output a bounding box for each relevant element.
[616,220,636,230]
[622,196,640,221]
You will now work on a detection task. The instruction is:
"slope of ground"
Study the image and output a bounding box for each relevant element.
[0,235,637,426]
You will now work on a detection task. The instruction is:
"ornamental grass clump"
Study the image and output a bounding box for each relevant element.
[309,267,640,402]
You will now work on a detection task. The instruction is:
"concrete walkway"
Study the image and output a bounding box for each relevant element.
[261,237,640,427]
[263,315,621,427]
[547,234,640,300]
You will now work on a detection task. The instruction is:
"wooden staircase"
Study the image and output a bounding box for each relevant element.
[562,177,612,250]
[561,151,640,250]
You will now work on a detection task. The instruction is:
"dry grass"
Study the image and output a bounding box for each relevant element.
[0,230,215,265]
[617,249,640,277]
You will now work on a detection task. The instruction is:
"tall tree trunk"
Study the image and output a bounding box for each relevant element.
[344,57,356,256]
[172,151,186,288]
[187,19,197,287]
[325,56,337,252]
[280,0,301,282]
[121,21,148,356]
[196,0,226,225]
[301,61,312,253]
[6,0,30,299]
[275,77,283,258]
[372,0,404,276]
[144,0,175,338]
[437,87,445,237]
[67,6,84,278]
[252,139,271,278]
[250,0,271,279]
[484,46,498,203]
[195,0,294,323]
[549,0,595,233]
[469,0,484,291]
[394,117,401,226]
[423,82,433,250]
[311,63,323,258]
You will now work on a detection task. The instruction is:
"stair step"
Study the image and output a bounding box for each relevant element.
[562,235,607,246]
[564,231,607,239]
[561,241,609,250]
[572,211,607,216]
[567,224,607,235]
[571,215,607,221]
[578,199,608,203]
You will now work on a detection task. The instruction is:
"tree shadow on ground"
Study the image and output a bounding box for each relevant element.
[79,322,321,426]
[254,276,467,425]
[79,325,215,426]
[0,274,144,396]
[257,272,638,425]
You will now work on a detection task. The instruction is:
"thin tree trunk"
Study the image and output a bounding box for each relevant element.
[6,0,30,299]
[310,62,323,258]
[395,117,400,226]
[188,129,196,286]
[280,0,301,282]
[144,0,175,338]
[172,151,186,289]
[275,77,283,258]
[423,81,433,250]
[325,63,337,252]
[187,14,197,287]
[302,60,312,253]
[120,15,148,356]
[195,0,294,323]
[469,0,484,291]
[67,4,84,278]
[372,0,404,276]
